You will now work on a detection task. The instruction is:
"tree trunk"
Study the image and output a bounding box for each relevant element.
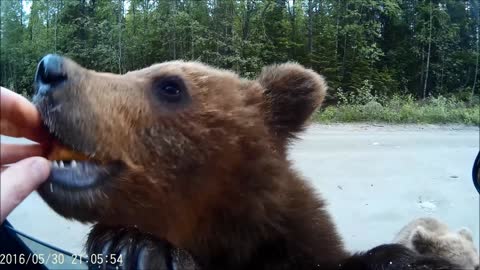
[290,0,296,57]
[173,0,177,59]
[423,0,433,100]
[142,0,148,66]
[307,0,313,60]
[439,51,445,93]
[54,0,58,52]
[118,0,123,74]
[471,0,479,102]
[335,1,340,60]
[19,0,22,27]
[341,2,348,81]
[191,21,194,59]
[46,0,50,38]
[132,1,136,34]
[419,47,424,94]
[242,0,252,41]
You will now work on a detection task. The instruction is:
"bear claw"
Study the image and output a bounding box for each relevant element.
[86,225,173,270]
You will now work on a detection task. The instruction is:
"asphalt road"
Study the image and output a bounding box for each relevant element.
[4,124,479,256]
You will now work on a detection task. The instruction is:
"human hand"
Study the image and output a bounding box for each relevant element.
[1,87,52,222]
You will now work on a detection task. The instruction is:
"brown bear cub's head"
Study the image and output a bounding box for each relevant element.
[33,54,336,265]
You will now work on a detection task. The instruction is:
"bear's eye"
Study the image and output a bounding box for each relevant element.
[163,83,180,96]
[153,76,188,104]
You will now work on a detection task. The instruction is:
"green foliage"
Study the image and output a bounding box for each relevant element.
[316,94,480,125]
[0,0,479,124]
[336,79,380,105]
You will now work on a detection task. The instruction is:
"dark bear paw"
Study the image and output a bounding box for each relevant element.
[86,225,197,270]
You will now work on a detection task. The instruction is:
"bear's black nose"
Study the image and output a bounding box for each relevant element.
[35,54,67,96]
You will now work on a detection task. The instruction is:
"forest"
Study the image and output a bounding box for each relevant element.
[1,0,479,124]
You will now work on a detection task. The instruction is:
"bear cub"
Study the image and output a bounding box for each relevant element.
[395,217,479,270]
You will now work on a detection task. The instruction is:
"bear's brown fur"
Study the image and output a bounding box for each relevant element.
[33,56,456,270]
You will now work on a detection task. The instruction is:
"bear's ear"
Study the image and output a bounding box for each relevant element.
[410,226,437,254]
[458,227,474,242]
[257,63,326,142]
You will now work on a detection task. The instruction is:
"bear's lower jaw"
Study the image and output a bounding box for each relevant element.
[46,160,117,189]
[36,160,125,223]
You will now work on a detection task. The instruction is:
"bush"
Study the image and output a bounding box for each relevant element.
[315,94,480,125]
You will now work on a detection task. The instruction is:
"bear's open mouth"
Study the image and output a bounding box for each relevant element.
[33,95,124,192]
[48,160,107,189]
[37,137,124,222]
[45,140,118,190]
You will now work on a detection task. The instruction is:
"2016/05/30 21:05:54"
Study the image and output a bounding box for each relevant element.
[0,252,123,266]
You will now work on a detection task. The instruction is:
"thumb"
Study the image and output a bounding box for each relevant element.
[1,157,51,222]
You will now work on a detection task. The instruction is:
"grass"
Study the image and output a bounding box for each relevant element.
[315,95,480,125]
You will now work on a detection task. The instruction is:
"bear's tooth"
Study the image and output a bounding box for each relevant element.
[59,161,64,168]
[71,160,77,168]
[52,161,58,167]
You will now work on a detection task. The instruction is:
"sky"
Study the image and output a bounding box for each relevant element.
[22,1,32,14]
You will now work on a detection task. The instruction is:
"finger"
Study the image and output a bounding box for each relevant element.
[0,157,51,222]
[0,87,50,142]
[1,144,48,165]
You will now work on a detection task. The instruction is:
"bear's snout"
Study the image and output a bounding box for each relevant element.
[34,54,67,98]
